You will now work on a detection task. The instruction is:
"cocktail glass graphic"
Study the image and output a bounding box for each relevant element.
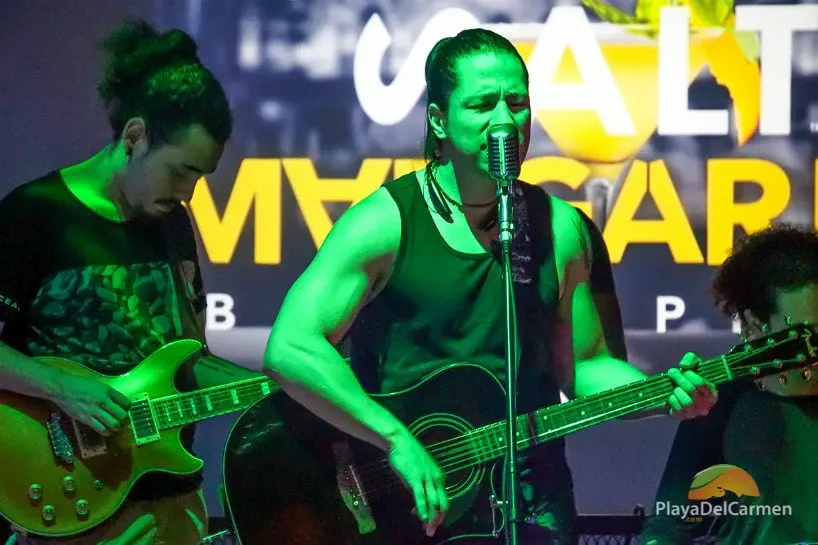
[513,25,718,226]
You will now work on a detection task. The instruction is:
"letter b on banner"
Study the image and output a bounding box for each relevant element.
[207,293,236,331]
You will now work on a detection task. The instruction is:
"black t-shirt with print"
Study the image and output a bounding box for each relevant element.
[0,171,207,499]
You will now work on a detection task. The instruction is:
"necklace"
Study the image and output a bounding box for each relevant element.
[435,180,498,208]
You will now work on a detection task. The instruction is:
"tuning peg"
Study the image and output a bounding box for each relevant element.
[803,368,813,381]
[785,315,793,326]
[762,323,771,335]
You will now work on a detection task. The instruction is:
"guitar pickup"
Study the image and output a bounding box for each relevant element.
[130,394,161,446]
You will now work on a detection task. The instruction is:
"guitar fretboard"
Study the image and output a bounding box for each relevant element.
[152,376,276,429]
[427,338,804,474]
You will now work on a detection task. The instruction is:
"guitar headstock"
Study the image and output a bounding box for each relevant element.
[726,322,818,381]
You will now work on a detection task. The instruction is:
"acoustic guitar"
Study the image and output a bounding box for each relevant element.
[221,324,818,545]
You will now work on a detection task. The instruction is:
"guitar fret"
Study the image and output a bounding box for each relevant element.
[434,331,811,488]
[149,378,276,431]
[475,429,492,463]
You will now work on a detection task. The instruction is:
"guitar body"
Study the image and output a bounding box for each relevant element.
[223,364,510,545]
[0,339,204,537]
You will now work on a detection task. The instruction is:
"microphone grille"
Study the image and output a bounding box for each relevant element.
[487,124,520,181]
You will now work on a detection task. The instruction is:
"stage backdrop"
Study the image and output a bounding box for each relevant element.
[2,0,817,519]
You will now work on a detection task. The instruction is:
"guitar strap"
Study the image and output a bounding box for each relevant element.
[161,208,207,346]
[522,184,558,306]
[514,184,561,409]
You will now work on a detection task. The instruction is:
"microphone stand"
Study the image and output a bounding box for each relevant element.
[496,175,520,545]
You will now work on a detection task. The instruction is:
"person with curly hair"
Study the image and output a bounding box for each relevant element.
[0,19,258,545]
[642,223,818,544]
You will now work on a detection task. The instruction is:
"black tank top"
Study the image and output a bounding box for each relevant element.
[348,172,563,418]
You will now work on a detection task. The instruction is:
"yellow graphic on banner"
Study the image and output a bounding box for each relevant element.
[575,0,761,147]
[515,33,713,182]
[688,464,760,500]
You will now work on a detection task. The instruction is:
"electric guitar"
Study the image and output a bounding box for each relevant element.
[0,339,276,538]
[221,324,818,545]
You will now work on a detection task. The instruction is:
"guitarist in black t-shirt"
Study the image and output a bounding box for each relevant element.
[0,20,260,545]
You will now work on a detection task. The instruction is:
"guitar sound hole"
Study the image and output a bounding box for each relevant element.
[412,416,484,500]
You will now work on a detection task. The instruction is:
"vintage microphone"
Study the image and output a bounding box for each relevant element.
[486,123,522,545]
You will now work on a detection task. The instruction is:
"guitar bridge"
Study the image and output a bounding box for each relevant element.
[333,441,376,535]
[47,413,75,465]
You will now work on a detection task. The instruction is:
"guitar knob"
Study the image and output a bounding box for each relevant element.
[94,480,104,491]
[41,505,56,523]
[75,499,89,517]
[803,368,813,381]
[62,476,77,493]
[28,484,43,501]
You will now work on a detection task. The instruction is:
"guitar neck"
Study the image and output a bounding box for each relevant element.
[151,375,277,430]
[526,355,745,445]
[439,347,787,472]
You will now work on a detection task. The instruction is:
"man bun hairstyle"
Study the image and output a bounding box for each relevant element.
[97,19,232,146]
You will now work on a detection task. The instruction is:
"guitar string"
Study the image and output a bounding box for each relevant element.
[356,344,801,495]
[132,338,799,498]
[138,342,784,443]
[142,340,790,434]
[360,368,728,481]
[133,382,272,429]
[364,358,794,498]
[141,335,793,430]
[358,339,796,476]
[360,369,740,497]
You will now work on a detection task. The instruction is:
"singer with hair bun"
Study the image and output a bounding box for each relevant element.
[0,19,260,545]
[263,28,716,545]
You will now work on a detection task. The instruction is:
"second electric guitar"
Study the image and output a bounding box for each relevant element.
[0,339,276,538]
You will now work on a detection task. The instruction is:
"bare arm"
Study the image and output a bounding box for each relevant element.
[263,188,408,451]
[551,204,647,399]
[0,323,129,433]
[184,310,264,390]
[554,206,715,420]
[558,251,648,399]
[0,333,67,400]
